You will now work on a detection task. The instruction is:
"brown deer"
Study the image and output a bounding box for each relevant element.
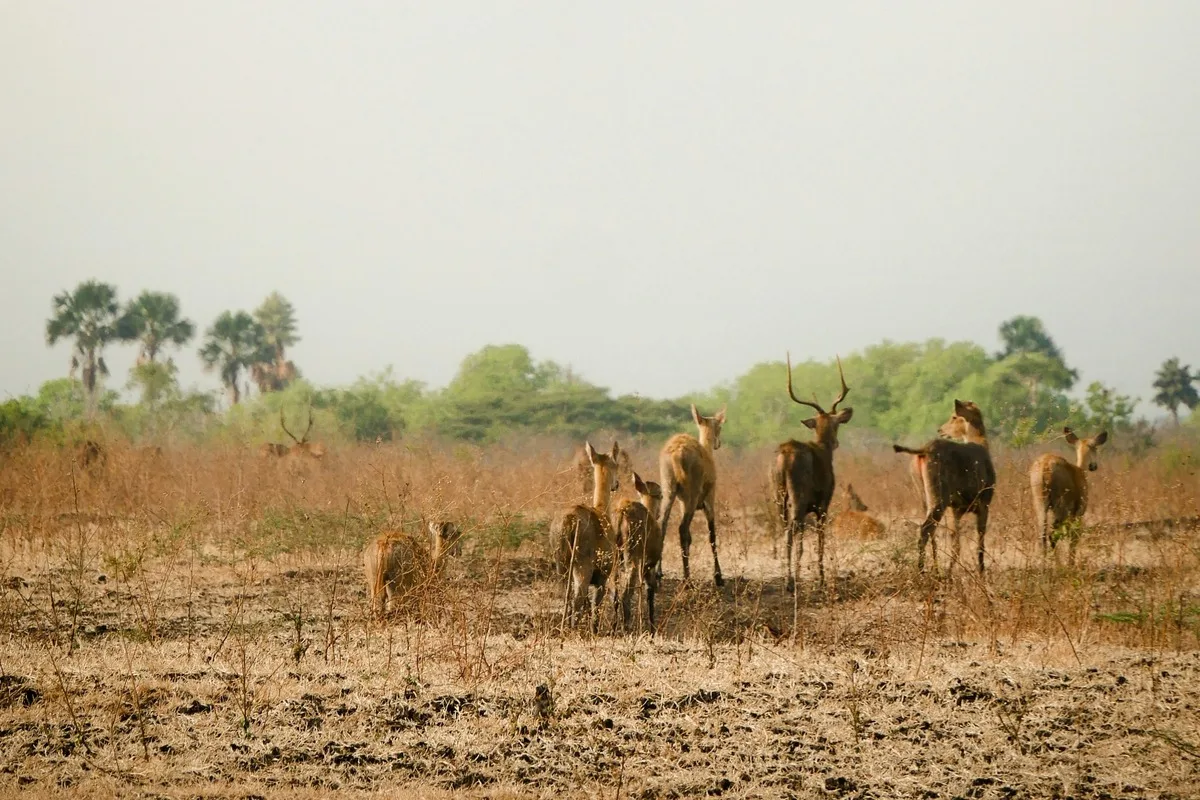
[574,444,632,500]
[76,439,105,470]
[552,441,621,629]
[615,472,665,633]
[279,408,326,461]
[828,483,886,539]
[771,354,853,592]
[659,405,726,586]
[363,520,463,618]
[1030,427,1108,562]
[893,400,996,574]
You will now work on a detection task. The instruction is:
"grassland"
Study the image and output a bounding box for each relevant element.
[0,436,1197,798]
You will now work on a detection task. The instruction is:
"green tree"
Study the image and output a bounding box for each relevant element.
[251,292,300,393]
[1151,357,1199,424]
[44,280,134,409]
[199,311,268,405]
[122,291,195,365]
[1081,381,1137,432]
[996,315,1078,395]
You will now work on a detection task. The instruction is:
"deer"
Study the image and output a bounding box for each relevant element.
[771,354,853,593]
[264,408,326,464]
[892,399,996,575]
[551,441,621,630]
[827,483,886,540]
[574,443,632,501]
[614,472,665,633]
[1030,427,1108,563]
[659,405,726,587]
[77,439,105,470]
[363,519,463,618]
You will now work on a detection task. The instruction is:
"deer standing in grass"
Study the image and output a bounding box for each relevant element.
[659,406,726,586]
[771,355,853,593]
[827,483,886,540]
[893,400,996,574]
[552,441,621,629]
[615,472,664,633]
[1030,427,1108,563]
[363,520,463,618]
[574,444,632,501]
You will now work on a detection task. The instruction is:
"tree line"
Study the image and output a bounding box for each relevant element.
[3,281,1199,449]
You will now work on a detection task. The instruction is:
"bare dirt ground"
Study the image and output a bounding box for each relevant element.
[0,442,1198,797]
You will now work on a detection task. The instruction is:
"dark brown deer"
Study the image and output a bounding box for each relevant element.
[893,400,996,574]
[1030,427,1108,562]
[771,354,853,593]
[659,405,726,586]
[552,441,621,629]
[363,520,462,618]
[615,472,664,633]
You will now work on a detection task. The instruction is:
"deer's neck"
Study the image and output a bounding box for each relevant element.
[592,472,612,515]
[698,429,716,453]
[962,428,989,448]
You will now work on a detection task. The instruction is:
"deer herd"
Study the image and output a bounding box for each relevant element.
[356,354,1112,633]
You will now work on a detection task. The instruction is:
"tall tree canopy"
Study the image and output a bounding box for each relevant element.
[199,311,268,405]
[1151,357,1198,424]
[252,293,300,392]
[44,280,133,408]
[122,291,195,365]
[995,315,1078,390]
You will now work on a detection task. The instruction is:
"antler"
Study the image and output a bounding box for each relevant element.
[279,409,299,444]
[786,352,826,414]
[830,355,850,413]
[301,407,314,444]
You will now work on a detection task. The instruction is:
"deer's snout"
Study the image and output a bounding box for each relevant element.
[1088,463,1098,472]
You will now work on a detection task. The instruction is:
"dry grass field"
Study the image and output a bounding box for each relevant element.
[0,436,1198,798]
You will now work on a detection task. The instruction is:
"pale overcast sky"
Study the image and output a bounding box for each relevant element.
[2,2,1198,408]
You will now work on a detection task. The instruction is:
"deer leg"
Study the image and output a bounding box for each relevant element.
[815,512,827,589]
[678,505,695,582]
[947,510,960,577]
[975,504,989,575]
[659,490,679,581]
[702,496,723,587]
[917,506,945,573]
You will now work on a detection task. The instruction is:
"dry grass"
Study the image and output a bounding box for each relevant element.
[0,436,1198,798]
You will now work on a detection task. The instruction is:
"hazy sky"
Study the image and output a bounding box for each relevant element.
[2,3,1198,410]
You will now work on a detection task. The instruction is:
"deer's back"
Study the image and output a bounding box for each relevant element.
[829,510,885,539]
[923,440,995,511]
[364,532,434,592]
[773,440,834,515]
[659,434,716,496]
[552,504,616,578]
[616,499,663,568]
[1030,453,1085,520]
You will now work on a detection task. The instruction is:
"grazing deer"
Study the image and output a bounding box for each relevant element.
[363,520,462,618]
[615,472,665,633]
[659,405,726,586]
[552,441,621,629]
[574,444,632,501]
[771,354,853,593]
[893,400,996,574]
[828,483,886,540]
[1030,427,1108,562]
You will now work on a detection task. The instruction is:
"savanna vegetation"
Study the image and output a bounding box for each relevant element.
[0,283,1198,798]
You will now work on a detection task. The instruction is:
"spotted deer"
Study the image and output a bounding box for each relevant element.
[893,400,996,574]
[615,472,665,633]
[659,406,726,586]
[828,483,886,539]
[771,354,853,592]
[363,520,463,617]
[1030,427,1108,562]
[552,441,621,629]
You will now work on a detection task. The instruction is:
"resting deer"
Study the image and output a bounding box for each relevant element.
[552,441,621,629]
[615,472,665,633]
[363,520,463,617]
[771,354,853,592]
[828,483,886,539]
[575,444,632,501]
[893,400,996,574]
[659,405,726,586]
[279,408,326,461]
[1030,427,1108,562]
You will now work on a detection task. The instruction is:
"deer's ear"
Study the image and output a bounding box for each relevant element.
[713,407,727,425]
[834,407,853,424]
[611,441,620,461]
[633,472,648,494]
[585,441,598,464]
[691,404,702,425]
[1094,431,1109,446]
[954,399,969,415]
[1063,428,1079,445]
[801,417,818,430]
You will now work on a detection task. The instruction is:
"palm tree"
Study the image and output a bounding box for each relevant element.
[1152,357,1199,425]
[45,280,133,408]
[122,291,195,365]
[199,311,268,405]
[252,292,300,392]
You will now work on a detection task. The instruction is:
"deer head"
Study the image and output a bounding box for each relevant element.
[786,353,853,449]
[937,399,987,444]
[632,471,664,520]
[585,440,622,494]
[280,407,324,459]
[691,405,726,451]
[1064,427,1108,472]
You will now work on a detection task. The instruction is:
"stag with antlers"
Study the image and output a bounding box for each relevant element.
[262,408,326,463]
[771,354,853,593]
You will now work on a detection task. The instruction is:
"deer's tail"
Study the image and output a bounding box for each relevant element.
[892,444,929,456]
